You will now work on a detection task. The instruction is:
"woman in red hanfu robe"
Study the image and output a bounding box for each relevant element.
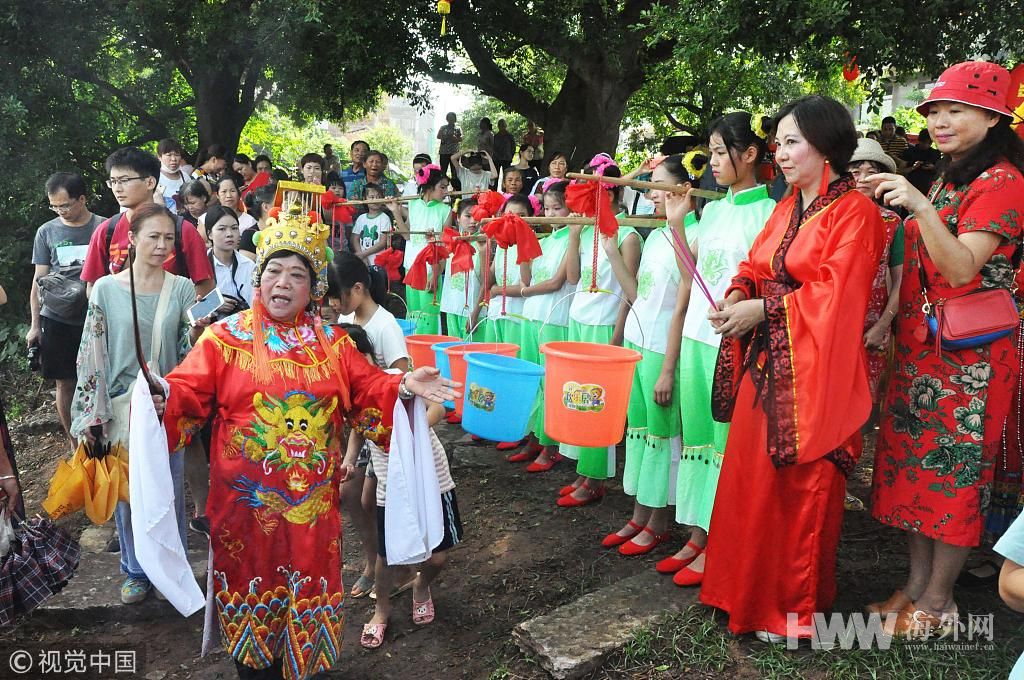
[700,96,884,643]
[156,203,459,680]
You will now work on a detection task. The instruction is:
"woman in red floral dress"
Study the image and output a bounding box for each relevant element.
[869,61,1024,636]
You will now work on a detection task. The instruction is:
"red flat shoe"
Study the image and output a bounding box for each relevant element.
[673,563,704,587]
[556,483,605,508]
[558,484,579,497]
[470,435,484,442]
[526,453,563,473]
[445,411,462,425]
[602,520,644,548]
[507,442,543,463]
[655,541,704,574]
[496,439,526,451]
[619,527,671,556]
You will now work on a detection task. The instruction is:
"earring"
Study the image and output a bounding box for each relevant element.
[818,159,831,196]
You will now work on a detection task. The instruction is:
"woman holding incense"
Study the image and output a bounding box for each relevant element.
[698,96,884,643]
[508,181,577,472]
[400,164,453,335]
[557,156,642,507]
[655,113,775,584]
[600,150,710,554]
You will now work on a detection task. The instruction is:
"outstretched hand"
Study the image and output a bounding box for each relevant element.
[404,367,462,404]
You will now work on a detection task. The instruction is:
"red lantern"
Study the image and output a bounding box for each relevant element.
[843,56,860,82]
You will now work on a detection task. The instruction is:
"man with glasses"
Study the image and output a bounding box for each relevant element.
[28,172,105,446]
[81,146,214,298]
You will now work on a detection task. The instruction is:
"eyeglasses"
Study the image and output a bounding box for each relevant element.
[106,176,146,188]
[48,201,78,213]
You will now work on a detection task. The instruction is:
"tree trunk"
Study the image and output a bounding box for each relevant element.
[191,70,257,155]
[539,70,633,171]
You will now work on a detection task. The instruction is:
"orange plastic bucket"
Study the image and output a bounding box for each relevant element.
[540,341,641,447]
[406,334,458,369]
[445,343,519,417]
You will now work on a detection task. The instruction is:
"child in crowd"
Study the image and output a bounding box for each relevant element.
[483,193,533,346]
[662,113,774,586]
[327,253,411,600]
[351,184,394,265]
[451,149,497,193]
[558,158,641,507]
[396,164,453,334]
[238,184,277,261]
[324,171,355,255]
[439,199,485,341]
[601,151,708,557]
[509,181,576,472]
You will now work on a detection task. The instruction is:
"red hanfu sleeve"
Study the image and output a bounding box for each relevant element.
[162,332,221,452]
[765,194,884,467]
[340,337,403,450]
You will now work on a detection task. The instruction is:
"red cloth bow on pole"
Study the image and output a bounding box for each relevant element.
[442,227,476,275]
[471,190,506,221]
[481,214,542,263]
[565,182,618,237]
[403,240,450,290]
[375,248,404,282]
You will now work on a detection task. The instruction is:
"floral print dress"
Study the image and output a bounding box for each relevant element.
[872,161,1024,547]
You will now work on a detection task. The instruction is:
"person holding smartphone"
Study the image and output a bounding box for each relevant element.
[205,205,255,318]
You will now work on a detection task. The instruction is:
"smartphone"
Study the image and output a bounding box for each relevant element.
[187,288,226,324]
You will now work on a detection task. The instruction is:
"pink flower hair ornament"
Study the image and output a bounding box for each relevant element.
[415,163,442,185]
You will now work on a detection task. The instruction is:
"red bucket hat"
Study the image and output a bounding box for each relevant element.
[917,61,1015,117]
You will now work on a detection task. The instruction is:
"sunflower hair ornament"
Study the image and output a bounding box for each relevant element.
[750,114,769,140]
[252,201,334,300]
[682,149,709,182]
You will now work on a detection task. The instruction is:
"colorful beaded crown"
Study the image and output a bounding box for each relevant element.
[253,200,334,300]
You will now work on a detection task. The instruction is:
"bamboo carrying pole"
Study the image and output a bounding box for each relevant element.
[341,190,479,206]
[566,172,725,200]
[479,216,667,228]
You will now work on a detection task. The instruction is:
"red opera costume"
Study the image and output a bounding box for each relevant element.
[699,176,884,636]
[864,207,903,398]
[161,200,402,679]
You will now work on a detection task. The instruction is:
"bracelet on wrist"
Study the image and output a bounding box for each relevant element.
[398,374,414,400]
[0,474,16,481]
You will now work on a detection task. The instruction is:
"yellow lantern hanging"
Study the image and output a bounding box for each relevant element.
[437,0,451,35]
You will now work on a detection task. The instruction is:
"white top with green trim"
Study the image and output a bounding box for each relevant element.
[405,199,450,270]
[569,224,641,327]
[522,227,575,327]
[486,244,524,322]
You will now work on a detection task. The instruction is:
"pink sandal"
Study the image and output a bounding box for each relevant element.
[360,622,387,649]
[412,592,435,625]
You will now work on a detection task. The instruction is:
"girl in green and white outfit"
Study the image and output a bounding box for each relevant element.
[440,199,486,341]
[482,194,534,345]
[601,151,709,553]
[511,181,577,471]
[558,164,642,508]
[398,165,452,334]
[660,112,775,586]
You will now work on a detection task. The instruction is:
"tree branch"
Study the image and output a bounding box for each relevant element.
[662,108,699,135]
[66,66,170,140]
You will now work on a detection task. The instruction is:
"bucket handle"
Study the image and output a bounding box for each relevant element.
[535,288,646,350]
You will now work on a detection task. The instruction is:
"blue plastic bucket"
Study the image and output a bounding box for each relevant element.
[432,341,470,409]
[397,318,417,336]
[462,353,545,442]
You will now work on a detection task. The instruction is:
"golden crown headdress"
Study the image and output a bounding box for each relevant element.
[252,181,333,299]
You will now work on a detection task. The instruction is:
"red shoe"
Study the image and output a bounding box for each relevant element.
[445,411,462,425]
[558,484,578,497]
[526,453,563,473]
[470,435,484,442]
[507,442,543,463]
[619,527,671,556]
[655,541,704,574]
[556,483,605,508]
[673,562,704,587]
[496,439,526,451]
[602,520,644,548]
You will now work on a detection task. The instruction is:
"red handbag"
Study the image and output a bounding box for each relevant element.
[926,287,1019,351]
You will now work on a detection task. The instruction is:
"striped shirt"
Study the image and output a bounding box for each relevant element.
[879,136,908,159]
[370,428,455,505]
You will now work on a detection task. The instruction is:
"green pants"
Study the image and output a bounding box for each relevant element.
[482,317,521,345]
[520,320,568,447]
[561,320,617,480]
[408,285,442,335]
[622,342,681,508]
[445,313,485,342]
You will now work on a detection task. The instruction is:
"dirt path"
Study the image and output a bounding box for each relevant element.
[2,417,1018,679]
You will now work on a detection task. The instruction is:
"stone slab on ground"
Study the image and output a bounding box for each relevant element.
[37,550,208,624]
[78,524,116,553]
[513,569,699,679]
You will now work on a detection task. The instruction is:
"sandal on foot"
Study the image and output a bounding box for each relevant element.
[884,602,957,639]
[526,453,563,473]
[602,520,644,548]
[558,483,580,497]
[507,442,542,463]
[349,574,375,599]
[360,623,387,649]
[619,527,671,556]
[412,593,435,625]
[556,482,605,508]
[865,589,912,617]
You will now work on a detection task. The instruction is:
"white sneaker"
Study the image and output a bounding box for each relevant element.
[755,630,790,645]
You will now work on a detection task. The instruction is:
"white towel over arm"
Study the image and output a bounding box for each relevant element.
[128,371,205,616]
[384,397,444,565]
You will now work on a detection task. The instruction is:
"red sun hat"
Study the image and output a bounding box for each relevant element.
[917,61,1015,118]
